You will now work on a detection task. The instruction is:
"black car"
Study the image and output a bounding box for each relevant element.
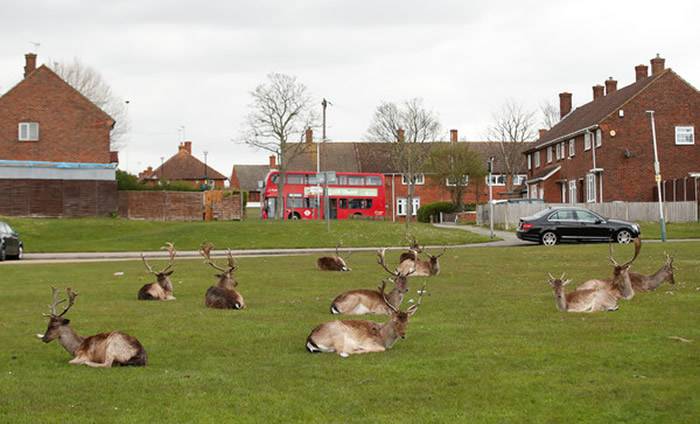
[516,207,640,246]
[0,221,23,261]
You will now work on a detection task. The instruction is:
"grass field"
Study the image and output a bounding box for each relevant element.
[0,217,491,253]
[1,242,698,422]
[478,222,700,240]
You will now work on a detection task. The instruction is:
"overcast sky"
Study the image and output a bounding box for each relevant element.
[1,0,698,179]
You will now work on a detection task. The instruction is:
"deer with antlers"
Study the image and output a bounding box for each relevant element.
[628,252,676,292]
[307,284,427,357]
[200,242,246,309]
[317,244,352,271]
[397,247,445,277]
[138,242,177,301]
[38,287,147,367]
[399,235,423,263]
[547,273,620,313]
[575,237,641,300]
[329,249,414,315]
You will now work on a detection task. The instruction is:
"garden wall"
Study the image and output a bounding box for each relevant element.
[0,179,117,217]
[118,191,242,221]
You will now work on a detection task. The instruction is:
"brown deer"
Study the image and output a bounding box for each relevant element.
[200,242,246,309]
[329,249,414,315]
[547,273,620,313]
[38,287,147,367]
[138,242,177,301]
[576,238,641,300]
[399,235,423,263]
[317,244,352,271]
[307,284,427,357]
[397,247,445,277]
[629,252,676,292]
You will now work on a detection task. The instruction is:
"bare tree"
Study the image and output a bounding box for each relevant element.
[539,100,560,130]
[241,73,317,220]
[428,143,486,211]
[487,100,536,191]
[367,98,441,226]
[50,58,129,151]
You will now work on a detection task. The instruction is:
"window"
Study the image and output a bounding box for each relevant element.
[534,151,541,168]
[547,146,553,163]
[575,210,601,223]
[568,139,575,157]
[366,176,382,186]
[305,197,319,208]
[586,174,596,203]
[584,132,592,151]
[548,210,577,221]
[446,175,469,186]
[18,122,39,141]
[527,154,532,170]
[397,197,420,216]
[486,174,506,186]
[286,194,304,208]
[555,143,561,160]
[568,180,577,204]
[336,175,348,185]
[513,174,527,186]
[339,199,348,209]
[401,174,424,185]
[529,184,538,199]
[347,176,365,186]
[348,198,372,209]
[287,174,304,184]
[595,129,602,147]
[560,142,566,159]
[307,174,319,185]
[675,126,695,145]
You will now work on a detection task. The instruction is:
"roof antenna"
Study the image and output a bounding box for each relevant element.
[29,41,41,53]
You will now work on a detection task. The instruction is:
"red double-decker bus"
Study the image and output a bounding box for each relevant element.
[261,171,386,220]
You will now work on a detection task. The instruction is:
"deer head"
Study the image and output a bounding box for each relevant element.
[40,287,78,343]
[141,242,176,284]
[662,252,676,285]
[200,242,238,286]
[406,234,423,254]
[426,247,446,269]
[381,283,426,339]
[548,273,571,311]
[334,243,352,270]
[377,248,414,292]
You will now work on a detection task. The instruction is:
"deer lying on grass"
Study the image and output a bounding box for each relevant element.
[138,242,177,301]
[399,235,423,263]
[200,242,246,309]
[575,238,640,300]
[317,244,352,271]
[307,284,427,357]
[397,247,445,277]
[548,273,620,313]
[329,249,414,315]
[38,287,147,367]
[629,252,676,292]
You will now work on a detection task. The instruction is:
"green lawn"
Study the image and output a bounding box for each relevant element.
[640,222,700,239]
[1,243,698,422]
[1,217,491,253]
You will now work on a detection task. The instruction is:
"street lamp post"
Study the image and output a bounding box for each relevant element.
[203,150,209,189]
[646,111,667,242]
[488,156,495,239]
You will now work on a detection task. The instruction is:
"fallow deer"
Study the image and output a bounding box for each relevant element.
[200,242,246,309]
[399,235,423,263]
[38,287,147,367]
[307,284,427,357]
[138,242,177,301]
[575,237,641,300]
[547,273,620,313]
[397,247,445,277]
[629,252,676,292]
[329,249,414,315]
[317,244,352,271]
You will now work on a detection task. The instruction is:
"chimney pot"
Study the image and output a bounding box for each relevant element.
[592,85,604,100]
[635,64,648,82]
[605,77,617,95]
[450,129,458,143]
[184,141,192,154]
[305,127,313,144]
[559,92,572,119]
[24,53,37,78]
[650,54,665,75]
[269,155,277,168]
[397,128,405,142]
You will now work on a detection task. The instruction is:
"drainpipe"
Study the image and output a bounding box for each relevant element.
[390,173,396,222]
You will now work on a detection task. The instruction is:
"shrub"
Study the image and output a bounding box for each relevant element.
[417,201,457,223]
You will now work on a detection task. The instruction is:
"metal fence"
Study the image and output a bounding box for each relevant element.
[476,201,698,228]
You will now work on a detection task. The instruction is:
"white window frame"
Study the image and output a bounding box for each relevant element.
[561,183,566,203]
[555,143,561,160]
[561,142,566,159]
[534,151,540,168]
[675,126,695,145]
[568,139,575,157]
[527,154,532,170]
[18,122,39,141]
[529,184,538,199]
[512,174,527,186]
[445,175,469,187]
[595,129,602,147]
[401,174,425,185]
[485,174,506,186]
[586,174,596,203]
[547,146,553,163]
[584,132,592,151]
[568,180,577,204]
[397,197,419,216]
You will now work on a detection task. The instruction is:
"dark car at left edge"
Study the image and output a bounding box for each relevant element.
[0,221,24,261]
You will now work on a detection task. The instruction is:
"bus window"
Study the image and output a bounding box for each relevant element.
[338,198,348,209]
[305,197,320,208]
[307,174,319,185]
[348,176,364,186]
[287,174,304,184]
[349,198,372,209]
[287,195,303,208]
[366,176,382,186]
[337,175,348,186]
[270,174,279,185]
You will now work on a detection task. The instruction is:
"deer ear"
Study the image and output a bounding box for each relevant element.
[215,273,223,278]
[164,270,174,276]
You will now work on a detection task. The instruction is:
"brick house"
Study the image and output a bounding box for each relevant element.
[279,128,528,221]
[0,53,118,217]
[230,162,271,207]
[524,55,700,203]
[139,141,227,189]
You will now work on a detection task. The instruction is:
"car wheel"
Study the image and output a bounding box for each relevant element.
[541,231,558,246]
[14,245,23,260]
[0,245,5,262]
[288,212,301,220]
[616,230,632,244]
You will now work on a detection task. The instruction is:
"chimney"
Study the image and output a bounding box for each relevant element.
[592,85,604,100]
[397,128,405,142]
[450,129,458,143]
[538,129,548,139]
[650,54,665,75]
[305,127,313,144]
[605,77,617,95]
[635,64,648,82]
[24,53,37,78]
[559,92,572,119]
[269,155,277,168]
[109,151,119,164]
[184,141,192,154]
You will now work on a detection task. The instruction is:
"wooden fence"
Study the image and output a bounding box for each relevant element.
[476,201,698,228]
[119,191,242,221]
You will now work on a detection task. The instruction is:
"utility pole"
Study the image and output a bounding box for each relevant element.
[647,111,667,241]
[318,98,331,221]
[488,156,495,239]
[203,150,209,190]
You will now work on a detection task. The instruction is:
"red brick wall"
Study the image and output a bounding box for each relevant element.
[0,179,117,216]
[118,191,242,221]
[0,66,113,163]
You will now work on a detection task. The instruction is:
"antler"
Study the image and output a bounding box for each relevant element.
[141,253,156,274]
[44,287,78,317]
[406,234,422,253]
[160,242,176,273]
[377,248,398,276]
[406,284,428,315]
[225,249,238,272]
[610,237,641,267]
[199,242,234,272]
[428,247,447,258]
[379,280,400,313]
